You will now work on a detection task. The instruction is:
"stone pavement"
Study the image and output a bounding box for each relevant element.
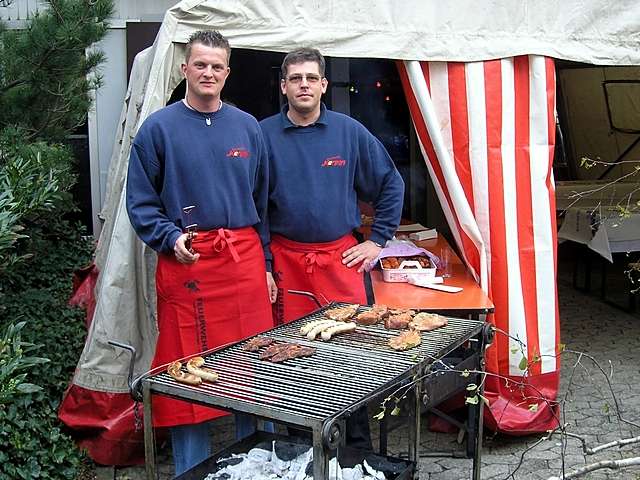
[103,277,640,480]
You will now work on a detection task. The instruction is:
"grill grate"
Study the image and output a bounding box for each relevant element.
[147,303,484,421]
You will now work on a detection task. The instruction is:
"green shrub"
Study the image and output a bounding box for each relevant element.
[0,322,48,404]
[0,128,77,270]
[0,222,94,479]
[0,322,84,480]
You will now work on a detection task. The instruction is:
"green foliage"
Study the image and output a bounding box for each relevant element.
[0,322,48,404]
[0,0,114,141]
[0,223,94,479]
[0,380,85,480]
[0,1,113,475]
[0,128,77,269]
[0,219,93,394]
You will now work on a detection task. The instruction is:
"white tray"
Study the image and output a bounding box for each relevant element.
[381,260,437,283]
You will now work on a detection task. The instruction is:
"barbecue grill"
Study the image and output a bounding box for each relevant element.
[140,303,492,480]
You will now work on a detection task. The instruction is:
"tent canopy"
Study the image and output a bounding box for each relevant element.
[168,0,640,65]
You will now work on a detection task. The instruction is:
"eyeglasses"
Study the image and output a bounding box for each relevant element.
[285,73,322,84]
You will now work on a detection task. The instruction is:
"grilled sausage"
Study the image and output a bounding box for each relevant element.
[168,361,202,385]
[306,320,340,340]
[320,322,357,341]
[186,356,219,382]
[301,319,333,335]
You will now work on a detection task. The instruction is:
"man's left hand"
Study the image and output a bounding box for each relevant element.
[342,240,382,273]
[266,272,278,304]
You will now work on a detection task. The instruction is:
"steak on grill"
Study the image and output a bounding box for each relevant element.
[242,336,275,352]
[259,343,291,360]
[324,304,359,321]
[389,329,422,351]
[355,304,389,326]
[259,342,317,363]
[269,344,317,363]
[385,310,415,330]
[410,312,448,331]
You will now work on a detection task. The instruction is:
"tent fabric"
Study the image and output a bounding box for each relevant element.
[397,56,560,432]
[58,0,640,464]
[167,0,640,65]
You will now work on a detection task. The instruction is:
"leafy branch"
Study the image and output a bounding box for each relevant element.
[374,326,640,479]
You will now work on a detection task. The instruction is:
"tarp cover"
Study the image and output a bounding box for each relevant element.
[167,0,640,65]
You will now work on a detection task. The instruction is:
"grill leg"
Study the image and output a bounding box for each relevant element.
[143,382,157,480]
[379,417,388,455]
[470,370,486,480]
[407,381,421,479]
[313,426,330,480]
[470,328,492,480]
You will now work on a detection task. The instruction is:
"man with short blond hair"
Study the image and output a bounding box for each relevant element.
[127,30,276,475]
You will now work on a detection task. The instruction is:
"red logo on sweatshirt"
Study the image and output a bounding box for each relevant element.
[321,155,346,167]
[226,148,250,158]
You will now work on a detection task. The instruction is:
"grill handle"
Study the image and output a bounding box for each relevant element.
[287,289,326,308]
[108,340,143,402]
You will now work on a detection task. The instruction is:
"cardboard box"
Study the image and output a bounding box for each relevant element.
[409,229,438,241]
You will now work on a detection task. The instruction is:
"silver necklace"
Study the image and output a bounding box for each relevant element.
[184,98,222,126]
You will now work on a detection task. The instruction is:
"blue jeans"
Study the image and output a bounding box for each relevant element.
[170,421,212,477]
[171,415,276,476]
[235,412,275,440]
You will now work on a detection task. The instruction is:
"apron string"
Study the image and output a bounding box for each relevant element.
[212,228,241,263]
[302,251,331,274]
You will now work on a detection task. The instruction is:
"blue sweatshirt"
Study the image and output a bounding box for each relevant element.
[126,101,270,265]
[260,104,404,246]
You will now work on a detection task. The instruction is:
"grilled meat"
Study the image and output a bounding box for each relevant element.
[324,304,359,321]
[259,342,316,363]
[186,356,218,382]
[410,312,448,331]
[320,322,357,341]
[242,336,275,352]
[355,304,389,326]
[267,343,317,363]
[269,345,302,363]
[306,320,340,340]
[388,308,416,316]
[389,330,422,351]
[167,361,202,385]
[259,343,290,360]
[385,310,415,330]
[297,346,317,357]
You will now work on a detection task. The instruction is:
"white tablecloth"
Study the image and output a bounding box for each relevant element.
[558,206,640,261]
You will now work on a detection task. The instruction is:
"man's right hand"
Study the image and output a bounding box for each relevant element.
[174,233,200,264]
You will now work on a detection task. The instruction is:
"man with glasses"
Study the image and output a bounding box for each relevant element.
[260,47,404,449]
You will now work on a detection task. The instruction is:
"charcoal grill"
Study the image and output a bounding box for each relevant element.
[141,303,492,480]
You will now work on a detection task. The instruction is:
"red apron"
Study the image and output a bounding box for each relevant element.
[271,234,367,324]
[152,227,272,427]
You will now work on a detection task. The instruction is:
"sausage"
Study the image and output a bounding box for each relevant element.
[301,319,333,335]
[186,356,219,382]
[306,320,340,340]
[167,361,202,385]
[320,322,357,341]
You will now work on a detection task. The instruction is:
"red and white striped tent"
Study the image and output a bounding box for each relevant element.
[59,0,640,464]
[398,58,559,431]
